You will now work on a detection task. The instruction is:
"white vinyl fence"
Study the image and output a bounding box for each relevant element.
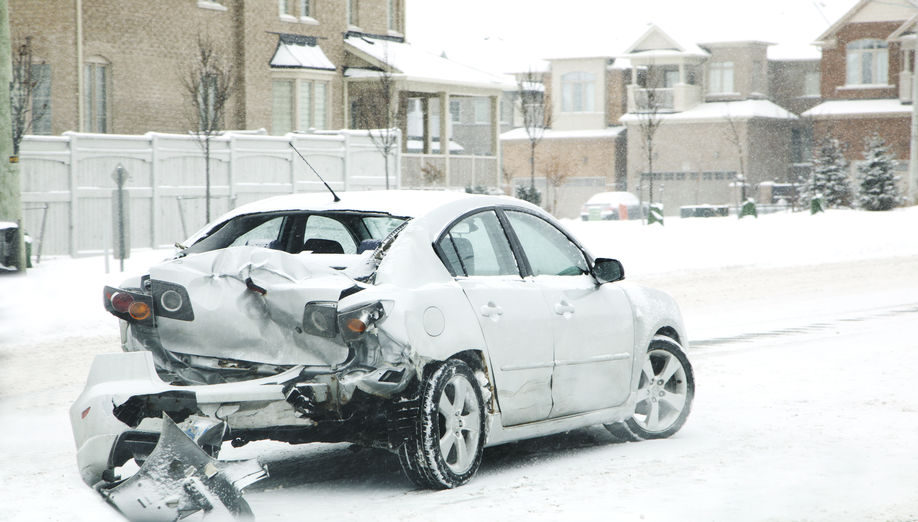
[19,130,399,257]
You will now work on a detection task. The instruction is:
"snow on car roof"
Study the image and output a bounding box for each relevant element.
[216,190,475,220]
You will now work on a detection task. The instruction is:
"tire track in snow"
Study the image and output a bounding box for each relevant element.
[690,302,918,349]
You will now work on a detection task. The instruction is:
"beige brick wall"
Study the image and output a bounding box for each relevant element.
[9,0,403,135]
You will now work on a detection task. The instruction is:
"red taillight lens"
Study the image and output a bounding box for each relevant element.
[81,407,91,419]
[129,301,152,321]
[110,292,134,313]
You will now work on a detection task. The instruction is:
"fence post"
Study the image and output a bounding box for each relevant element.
[289,134,297,194]
[150,133,160,248]
[228,133,237,208]
[68,133,78,256]
[342,132,350,192]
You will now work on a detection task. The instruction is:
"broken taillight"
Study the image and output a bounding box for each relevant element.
[110,292,134,313]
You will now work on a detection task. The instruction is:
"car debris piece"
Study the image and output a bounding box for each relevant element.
[101,414,267,521]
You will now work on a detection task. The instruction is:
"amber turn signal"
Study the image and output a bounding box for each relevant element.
[345,318,367,334]
[129,301,152,321]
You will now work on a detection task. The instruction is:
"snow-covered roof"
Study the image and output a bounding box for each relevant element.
[767,43,821,61]
[344,35,516,92]
[620,100,798,124]
[802,99,912,118]
[437,36,550,76]
[500,127,625,141]
[623,24,710,60]
[405,138,464,153]
[270,36,335,71]
[815,0,913,45]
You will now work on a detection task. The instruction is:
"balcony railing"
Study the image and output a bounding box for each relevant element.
[631,87,674,112]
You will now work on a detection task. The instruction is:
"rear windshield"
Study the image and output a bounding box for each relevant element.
[181,211,408,257]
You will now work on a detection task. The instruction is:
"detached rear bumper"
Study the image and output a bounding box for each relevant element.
[69,351,312,485]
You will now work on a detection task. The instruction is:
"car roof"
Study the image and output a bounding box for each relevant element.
[184,190,530,244]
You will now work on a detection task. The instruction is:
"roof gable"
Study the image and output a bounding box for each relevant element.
[816,0,913,43]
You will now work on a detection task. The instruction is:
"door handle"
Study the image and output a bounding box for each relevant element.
[554,301,575,316]
[480,302,503,320]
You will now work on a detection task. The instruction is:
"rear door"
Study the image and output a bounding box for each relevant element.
[436,210,555,426]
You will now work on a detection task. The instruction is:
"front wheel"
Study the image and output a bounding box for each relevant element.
[606,337,694,441]
[396,360,486,489]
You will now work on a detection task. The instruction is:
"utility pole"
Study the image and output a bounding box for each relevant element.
[910,25,918,204]
[0,0,25,271]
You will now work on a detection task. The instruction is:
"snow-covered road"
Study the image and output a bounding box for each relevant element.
[2,255,916,521]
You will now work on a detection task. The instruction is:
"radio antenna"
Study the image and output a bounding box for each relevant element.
[289,141,341,202]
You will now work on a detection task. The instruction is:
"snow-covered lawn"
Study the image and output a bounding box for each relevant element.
[1,206,916,521]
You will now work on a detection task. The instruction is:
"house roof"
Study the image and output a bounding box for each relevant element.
[344,34,516,93]
[500,127,626,141]
[620,99,798,124]
[270,35,335,71]
[814,0,914,45]
[802,99,912,118]
[622,24,709,59]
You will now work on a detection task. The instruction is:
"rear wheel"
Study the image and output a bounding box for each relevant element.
[395,360,485,489]
[606,337,694,441]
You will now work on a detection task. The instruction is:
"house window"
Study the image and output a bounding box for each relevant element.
[83,59,110,133]
[708,62,734,94]
[279,0,311,19]
[473,98,490,124]
[663,68,679,88]
[804,71,820,96]
[387,0,400,33]
[846,39,888,86]
[348,0,359,27]
[449,99,461,123]
[561,71,595,112]
[31,63,51,135]
[272,77,329,134]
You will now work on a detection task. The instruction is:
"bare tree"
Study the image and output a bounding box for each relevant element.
[518,68,551,203]
[352,44,401,190]
[722,107,748,206]
[544,152,572,215]
[634,66,666,207]
[10,36,48,156]
[181,35,237,222]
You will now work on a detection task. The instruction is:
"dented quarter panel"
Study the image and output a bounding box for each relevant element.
[149,246,355,366]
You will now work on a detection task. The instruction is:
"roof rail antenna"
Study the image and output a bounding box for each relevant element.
[289,141,341,202]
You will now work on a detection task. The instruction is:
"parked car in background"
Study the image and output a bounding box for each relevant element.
[72,190,693,503]
[580,191,645,221]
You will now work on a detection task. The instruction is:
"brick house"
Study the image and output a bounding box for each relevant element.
[619,25,819,214]
[803,0,917,201]
[501,24,820,218]
[10,0,510,185]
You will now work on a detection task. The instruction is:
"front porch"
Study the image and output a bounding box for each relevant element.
[343,33,514,190]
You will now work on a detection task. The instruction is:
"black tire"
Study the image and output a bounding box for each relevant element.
[605,337,694,441]
[395,360,486,489]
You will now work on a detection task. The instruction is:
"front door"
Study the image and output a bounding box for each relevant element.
[502,210,635,418]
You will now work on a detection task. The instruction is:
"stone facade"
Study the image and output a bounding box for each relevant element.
[10,0,404,135]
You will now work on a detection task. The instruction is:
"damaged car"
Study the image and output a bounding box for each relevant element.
[71,190,694,494]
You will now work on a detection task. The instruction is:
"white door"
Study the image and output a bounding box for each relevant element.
[502,210,635,418]
[436,210,554,426]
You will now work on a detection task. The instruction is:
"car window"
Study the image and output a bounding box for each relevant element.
[505,210,589,276]
[303,215,357,254]
[228,216,286,248]
[437,210,519,277]
[361,216,405,239]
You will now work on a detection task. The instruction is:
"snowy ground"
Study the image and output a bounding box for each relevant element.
[1,207,917,521]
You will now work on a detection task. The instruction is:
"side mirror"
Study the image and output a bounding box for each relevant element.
[593,258,624,284]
